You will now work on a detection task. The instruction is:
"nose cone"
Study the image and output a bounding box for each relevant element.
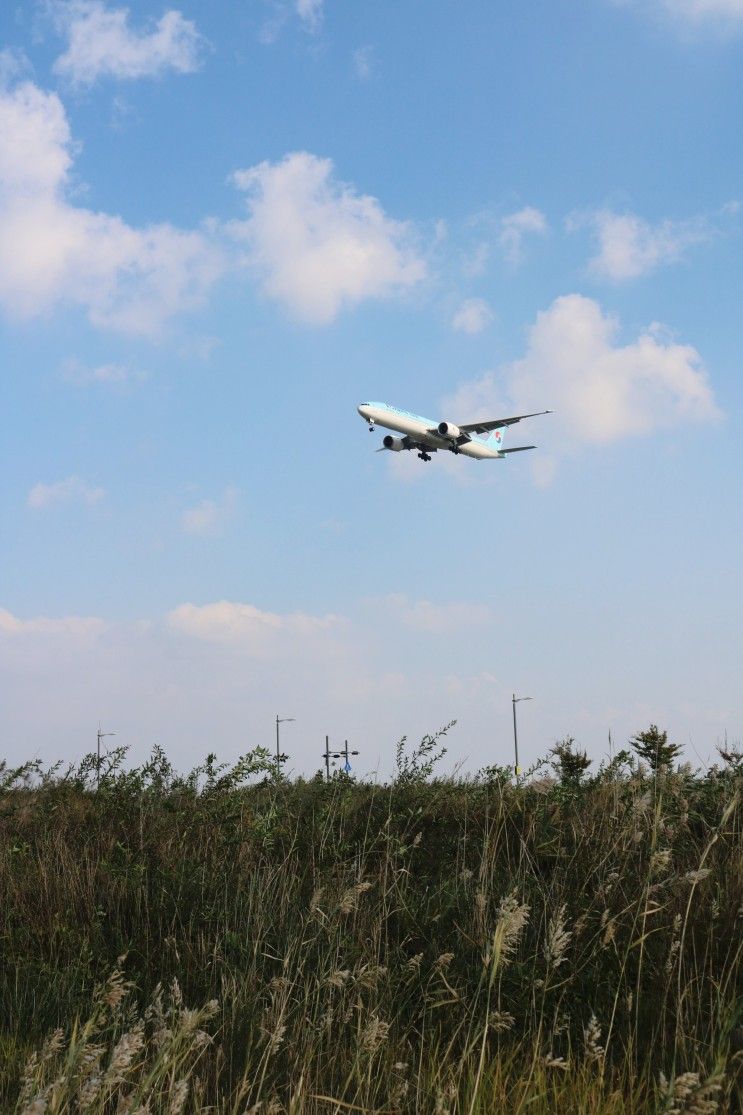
[358,403,370,419]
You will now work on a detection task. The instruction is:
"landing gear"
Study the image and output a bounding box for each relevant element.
[368,423,375,432]
[417,451,432,462]
[450,445,460,455]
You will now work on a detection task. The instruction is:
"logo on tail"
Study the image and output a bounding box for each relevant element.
[475,427,505,448]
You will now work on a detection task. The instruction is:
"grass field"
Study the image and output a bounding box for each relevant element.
[1,731,741,1113]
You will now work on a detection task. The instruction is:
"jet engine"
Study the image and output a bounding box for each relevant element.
[437,421,461,439]
[383,435,405,451]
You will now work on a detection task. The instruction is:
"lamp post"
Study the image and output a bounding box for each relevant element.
[96,723,115,790]
[511,694,532,779]
[275,715,295,775]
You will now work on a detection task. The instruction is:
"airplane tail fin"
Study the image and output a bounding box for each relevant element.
[475,425,507,449]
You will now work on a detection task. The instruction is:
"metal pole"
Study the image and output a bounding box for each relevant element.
[275,716,294,776]
[96,725,115,791]
[512,694,519,777]
[325,736,330,781]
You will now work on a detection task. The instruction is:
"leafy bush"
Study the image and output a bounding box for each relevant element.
[630,723,682,772]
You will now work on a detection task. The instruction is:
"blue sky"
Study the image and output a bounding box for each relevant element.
[1,0,742,777]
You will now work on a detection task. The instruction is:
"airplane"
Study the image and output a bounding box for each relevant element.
[357,401,552,462]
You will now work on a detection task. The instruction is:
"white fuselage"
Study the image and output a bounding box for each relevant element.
[357,402,502,459]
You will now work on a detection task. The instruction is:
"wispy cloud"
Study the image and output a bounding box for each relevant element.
[569,208,711,280]
[50,1,207,86]
[499,206,548,263]
[353,45,374,79]
[0,47,31,85]
[0,606,104,638]
[459,206,547,276]
[378,594,492,634]
[296,0,324,32]
[461,240,490,278]
[229,151,425,324]
[61,358,146,386]
[27,475,106,509]
[451,297,493,334]
[618,0,743,29]
[669,0,743,17]
[181,486,239,536]
[167,599,340,651]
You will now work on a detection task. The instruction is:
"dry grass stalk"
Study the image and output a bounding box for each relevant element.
[658,1070,723,1114]
[583,1014,605,1062]
[359,1014,390,1057]
[486,891,530,977]
[339,880,372,915]
[544,904,571,969]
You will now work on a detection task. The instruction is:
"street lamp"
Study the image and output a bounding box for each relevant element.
[96,723,115,790]
[512,694,532,779]
[275,715,295,774]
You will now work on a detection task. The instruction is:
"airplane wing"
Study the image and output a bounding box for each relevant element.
[457,410,552,435]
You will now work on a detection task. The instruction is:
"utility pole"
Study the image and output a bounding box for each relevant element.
[275,715,295,776]
[511,694,532,779]
[322,737,359,781]
[96,723,115,790]
[342,740,359,774]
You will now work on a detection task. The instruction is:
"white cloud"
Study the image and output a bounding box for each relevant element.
[444,294,719,458]
[27,475,105,509]
[500,206,548,264]
[181,486,238,535]
[353,45,374,79]
[167,600,340,653]
[51,1,206,86]
[509,295,719,441]
[296,0,324,31]
[0,607,104,638]
[0,79,223,333]
[572,209,710,281]
[451,297,493,334]
[229,151,426,324]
